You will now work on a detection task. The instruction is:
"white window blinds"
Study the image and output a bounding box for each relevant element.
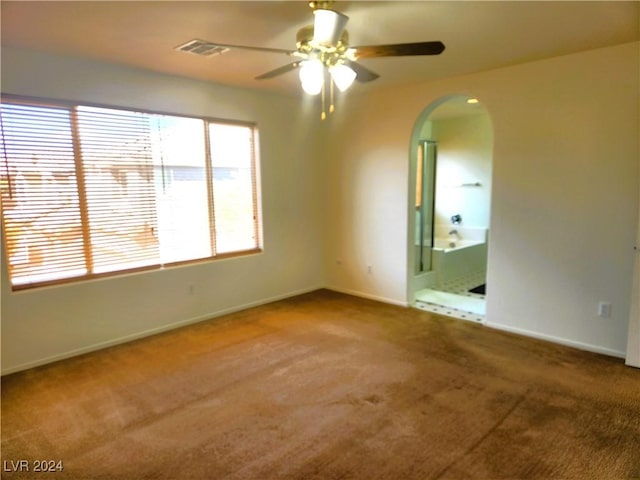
[0,98,261,289]
[209,123,259,254]
[76,106,161,273]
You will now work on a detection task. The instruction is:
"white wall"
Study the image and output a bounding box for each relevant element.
[627,206,640,367]
[0,47,326,374]
[431,113,493,229]
[2,42,638,372]
[325,42,639,357]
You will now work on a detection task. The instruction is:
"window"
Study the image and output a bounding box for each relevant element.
[0,97,261,290]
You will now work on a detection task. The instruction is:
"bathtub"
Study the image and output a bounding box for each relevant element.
[431,228,488,288]
[432,238,484,253]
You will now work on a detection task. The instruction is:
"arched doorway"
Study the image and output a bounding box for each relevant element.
[407,95,494,322]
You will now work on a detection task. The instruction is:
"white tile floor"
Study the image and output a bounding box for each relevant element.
[414,271,486,323]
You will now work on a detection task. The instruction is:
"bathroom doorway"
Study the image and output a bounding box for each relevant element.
[408,95,493,322]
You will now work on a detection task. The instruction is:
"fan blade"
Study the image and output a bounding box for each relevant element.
[313,9,349,46]
[255,62,301,80]
[353,41,445,59]
[344,60,380,83]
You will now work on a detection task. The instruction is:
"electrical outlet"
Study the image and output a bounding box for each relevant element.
[367,265,373,274]
[598,301,612,318]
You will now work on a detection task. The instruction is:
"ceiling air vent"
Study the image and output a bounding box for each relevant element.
[175,39,229,57]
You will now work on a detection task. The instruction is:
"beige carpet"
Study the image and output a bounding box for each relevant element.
[2,289,639,479]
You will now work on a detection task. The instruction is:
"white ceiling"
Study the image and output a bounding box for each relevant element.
[1,1,638,97]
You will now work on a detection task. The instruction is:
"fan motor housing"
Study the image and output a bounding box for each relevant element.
[296,25,349,52]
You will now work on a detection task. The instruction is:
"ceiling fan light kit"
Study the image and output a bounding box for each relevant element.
[329,63,357,91]
[299,59,325,95]
[176,1,444,119]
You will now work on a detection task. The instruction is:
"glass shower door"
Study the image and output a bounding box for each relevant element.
[415,140,437,273]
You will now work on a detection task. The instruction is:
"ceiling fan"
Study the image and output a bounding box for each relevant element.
[177,1,445,118]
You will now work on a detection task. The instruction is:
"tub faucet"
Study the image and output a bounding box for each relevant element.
[449,229,458,235]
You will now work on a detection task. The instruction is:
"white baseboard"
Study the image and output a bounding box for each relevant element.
[325,285,409,307]
[5,285,628,374]
[1,285,324,376]
[485,321,626,359]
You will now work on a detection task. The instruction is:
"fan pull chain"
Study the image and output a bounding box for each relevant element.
[329,78,335,114]
[321,77,327,120]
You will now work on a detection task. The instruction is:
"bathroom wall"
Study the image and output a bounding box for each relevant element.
[431,112,493,229]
